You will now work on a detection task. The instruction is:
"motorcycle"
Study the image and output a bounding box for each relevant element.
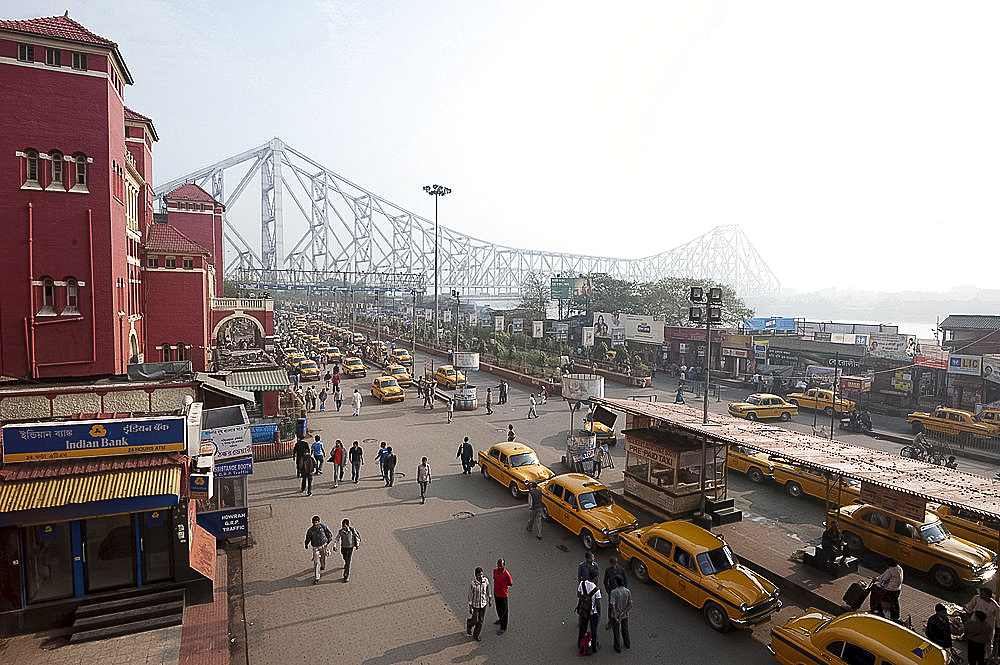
[899,436,947,466]
[839,409,873,433]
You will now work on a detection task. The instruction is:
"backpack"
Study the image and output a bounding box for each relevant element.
[576,582,598,619]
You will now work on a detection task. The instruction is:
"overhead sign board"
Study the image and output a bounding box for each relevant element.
[744,317,795,332]
[948,354,982,376]
[2,416,186,463]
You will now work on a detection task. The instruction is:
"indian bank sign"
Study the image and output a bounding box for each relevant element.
[2,416,186,462]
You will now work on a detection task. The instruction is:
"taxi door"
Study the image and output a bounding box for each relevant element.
[891,519,923,570]
[645,536,673,588]
[563,492,583,535]
[667,545,699,604]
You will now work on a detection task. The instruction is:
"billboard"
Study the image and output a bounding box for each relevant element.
[948,354,982,376]
[582,327,595,348]
[744,317,796,332]
[868,333,916,361]
[983,354,1000,385]
[204,423,252,462]
[2,416,186,463]
[532,320,544,338]
[550,277,591,299]
[494,315,504,332]
[593,312,626,345]
[915,339,948,369]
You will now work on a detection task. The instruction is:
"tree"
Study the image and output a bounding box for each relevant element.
[518,272,550,317]
[639,277,753,328]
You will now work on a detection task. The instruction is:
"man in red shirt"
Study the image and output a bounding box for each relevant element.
[493,558,513,635]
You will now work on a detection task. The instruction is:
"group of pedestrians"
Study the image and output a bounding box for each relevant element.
[303,515,362,584]
[465,559,514,641]
[575,552,632,655]
[294,437,366,492]
[924,586,1000,665]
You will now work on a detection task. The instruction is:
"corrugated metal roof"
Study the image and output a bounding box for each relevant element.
[0,467,181,512]
[594,397,1000,519]
[940,315,1000,331]
[225,369,290,392]
[196,374,255,402]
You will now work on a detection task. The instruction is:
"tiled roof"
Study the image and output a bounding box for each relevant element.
[167,182,218,204]
[124,106,159,141]
[939,315,1000,331]
[145,223,212,257]
[0,14,116,47]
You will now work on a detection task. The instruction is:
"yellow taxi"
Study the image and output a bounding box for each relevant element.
[296,360,320,380]
[908,406,999,441]
[326,346,343,364]
[977,408,1000,428]
[770,460,860,504]
[727,393,798,422]
[929,503,1000,552]
[786,388,856,415]
[769,609,949,665]
[584,407,615,442]
[381,364,413,387]
[342,357,367,378]
[833,503,997,589]
[617,521,781,632]
[370,376,405,403]
[727,444,773,484]
[478,441,554,499]
[433,365,466,388]
[390,347,413,365]
[538,473,638,551]
[284,352,306,369]
[352,332,365,344]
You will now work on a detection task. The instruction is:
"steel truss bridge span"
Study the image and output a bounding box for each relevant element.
[153,138,780,302]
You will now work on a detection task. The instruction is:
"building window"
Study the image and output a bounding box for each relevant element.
[147,257,158,268]
[183,257,193,269]
[161,343,171,362]
[18,44,34,62]
[38,277,56,316]
[72,52,87,70]
[72,154,88,191]
[176,344,187,361]
[45,48,61,67]
[48,151,63,190]
[165,258,176,268]
[63,278,80,315]
[24,149,40,186]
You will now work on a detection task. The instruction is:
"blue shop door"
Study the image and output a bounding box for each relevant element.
[140,510,174,584]
[82,515,136,592]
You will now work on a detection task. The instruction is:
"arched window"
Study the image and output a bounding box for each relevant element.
[176,343,187,361]
[72,153,88,191]
[161,343,171,362]
[63,277,80,315]
[38,276,56,316]
[48,150,63,189]
[24,149,39,187]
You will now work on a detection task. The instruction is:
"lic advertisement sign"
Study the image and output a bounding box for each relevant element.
[2,416,185,463]
[948,354,982,376]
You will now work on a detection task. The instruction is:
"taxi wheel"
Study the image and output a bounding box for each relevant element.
[631,558,650,584]
[480,464,488,477]
[580,530,596,552]
[746,412,758,421]
[843,531,864,553]
[824,406,835,416]
[509,482,521,499]
[779,412,792,422]
[785,481,803,498]
[541,506,551,522]
[703,601,731,632]
[747,467,765,484]
[932,565,960,590]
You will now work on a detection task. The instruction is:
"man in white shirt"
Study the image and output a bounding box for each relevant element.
[871,557,903,621]
[577,569,602,653]
[467,567,492,642]
[965,587,1000,657]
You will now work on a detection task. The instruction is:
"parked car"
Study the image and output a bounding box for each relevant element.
[478,442,554,498]
[929,503,1000,552]
[370,376,404,403]
[770,460,861,504]
[832,502,997,589]
[727,394,798,421]
[727,444,773,484]
[390,347,413,365]
[907,406,999,441]
[617,521,781,632]
[342,357,367,378]
[786,388,856,415]
[381,364,413,387]
[538,473,637,551]
[433,365,466,388]
[769,609,949,665]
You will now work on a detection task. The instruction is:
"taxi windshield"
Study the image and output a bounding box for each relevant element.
[920,520,950,544]
[380,379,398,387]
[509,452,539,468]
[746,396,763,405]
[697,545,737,575]
[578,488,614,510]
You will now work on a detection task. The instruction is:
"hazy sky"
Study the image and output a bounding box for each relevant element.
[9,1,1000,293]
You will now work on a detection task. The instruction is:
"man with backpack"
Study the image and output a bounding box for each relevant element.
[577,568,602,654]
[333,518,362,582]
[303,515,333,584]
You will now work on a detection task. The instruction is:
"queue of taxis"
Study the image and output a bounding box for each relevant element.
[478,441,554,498]
[538,473,638,551]
[907,406,999,441]
[727,394,797,422]
[929,503,1000,552]
[326,346,343,364]
[727,444,774,484]
[295,359,320,381]
[786,388,856,416]
[617,521,781,632]
[832,503,997,589]
[433,365,466,388]
[370,376,405,403]
[769,610,949,665]
[382,364,413,387]
[770,459,861,504]
[342,356,367,378]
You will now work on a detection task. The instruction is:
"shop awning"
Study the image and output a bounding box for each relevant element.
[225,368,291,392]
[196,373,256,402]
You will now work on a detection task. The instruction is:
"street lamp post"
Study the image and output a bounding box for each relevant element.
[423,184,451,348]
[452,289,461,352]
[689,286,723,518]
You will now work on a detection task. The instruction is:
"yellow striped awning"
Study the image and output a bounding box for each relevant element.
[0,467,181,512]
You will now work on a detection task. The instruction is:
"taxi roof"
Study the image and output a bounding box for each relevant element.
[489,441,536,455]
[545,472,609,492]
[645,521,723,551]
[816,612,948,664]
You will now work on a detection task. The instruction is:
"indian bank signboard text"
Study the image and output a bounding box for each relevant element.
[2,416,186,462]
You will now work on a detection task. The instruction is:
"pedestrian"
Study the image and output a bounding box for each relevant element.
[384,446,397,487]
[312,435,325,474]
[925,603,952,651]
[332,371,341,391]
[674,386,685,403]
[324,370,332,389]
[493,558,513,635]
[466,567,492,642]
[603,556,628,628]
[608,575,631,652]
[330,439,345,487]
[293,437,311,478]
[541,384,548,404]
[577,551,599,584]
[424,382,434,409]
[303,515,333,585]
[416,377,424,399]
[447,398,454,424]
[593,441,605,479]
[500,380,508,404]
[527,394,537,419]
[485,387,493,415]
[526,481,543,540]
[577,568,602,654]
[507,424,515,442]
[965,587,1000,658]
[306,386,317,411]
[298,451,316,496]
[417,456,432,503]
[870,557,902,621]
[457,436,475,474]
[352,388,362,416]
[968,610,992,665]
[376,442,389,483]
[333,518,362,582]
[349,440,364,483]
[333,384,343,412]
[318,387,328,412]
